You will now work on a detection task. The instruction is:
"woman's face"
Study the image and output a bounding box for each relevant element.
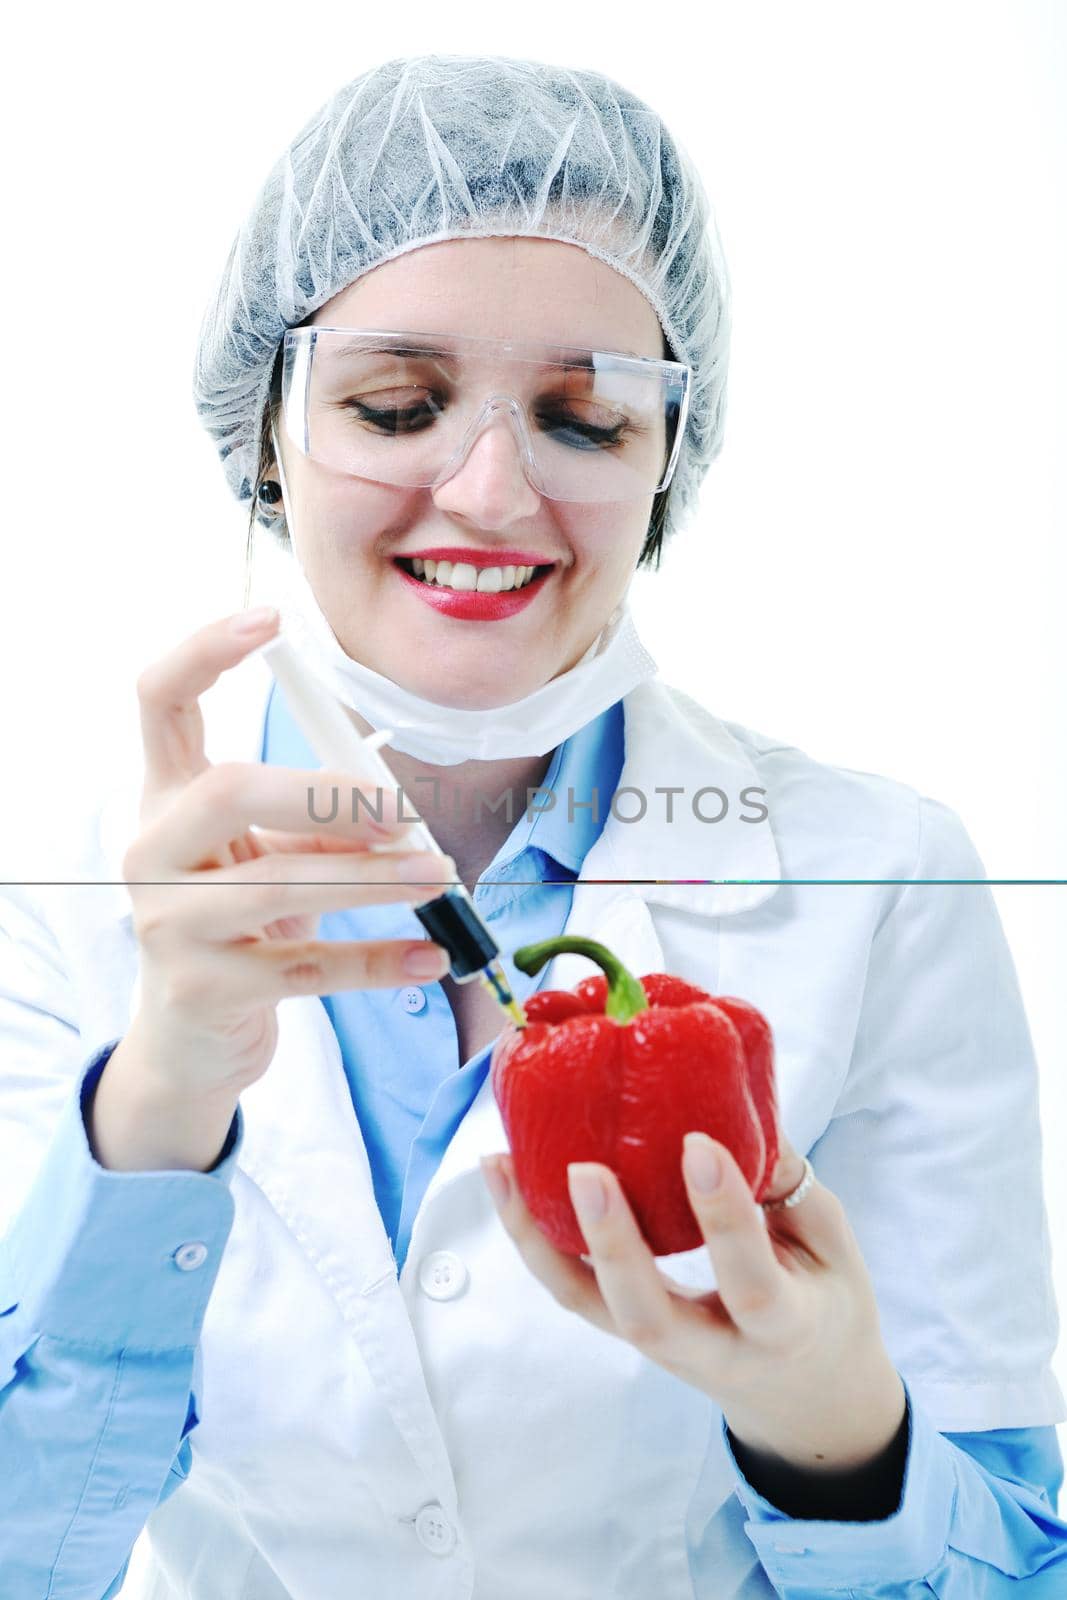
[270,237,664,709]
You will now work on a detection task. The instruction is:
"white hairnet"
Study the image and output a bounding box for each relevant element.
[193,53,732,548]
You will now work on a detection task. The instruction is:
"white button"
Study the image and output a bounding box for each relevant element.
[402,986,427,1014]
[173,1241,209,1272]
[414,1503,456,1555]
[418,1250,469,1300]
[772,1540,809,1554]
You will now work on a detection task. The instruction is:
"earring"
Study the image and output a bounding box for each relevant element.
[257,480,283,506]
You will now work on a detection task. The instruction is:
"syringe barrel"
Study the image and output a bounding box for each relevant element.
[257,635,491,979]
[414,886,500,981]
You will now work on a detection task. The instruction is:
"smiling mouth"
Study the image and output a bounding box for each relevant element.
[394,556,554,594]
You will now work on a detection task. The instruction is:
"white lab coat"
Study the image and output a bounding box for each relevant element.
[0,653,1062,1600]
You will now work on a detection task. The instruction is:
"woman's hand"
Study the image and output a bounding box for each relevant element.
[481,1133,906,1475]
[91,608,455,1171]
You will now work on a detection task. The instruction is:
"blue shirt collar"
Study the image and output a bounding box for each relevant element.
[483,698,624,880]
[261,682,624,881]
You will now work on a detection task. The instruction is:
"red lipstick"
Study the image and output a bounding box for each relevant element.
[393,558,554,621]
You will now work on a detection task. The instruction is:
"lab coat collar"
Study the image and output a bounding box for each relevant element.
[586,675,780,917]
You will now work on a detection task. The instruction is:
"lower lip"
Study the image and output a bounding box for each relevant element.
[393,562,554,620]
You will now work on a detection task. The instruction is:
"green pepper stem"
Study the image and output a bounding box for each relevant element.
[512,936,649,1024]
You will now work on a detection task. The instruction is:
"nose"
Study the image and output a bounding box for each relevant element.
[430,404,542,527]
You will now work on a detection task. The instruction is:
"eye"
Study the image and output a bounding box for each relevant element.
[537,407,634,450]
[341,390,443,434]
[332,390,642,450]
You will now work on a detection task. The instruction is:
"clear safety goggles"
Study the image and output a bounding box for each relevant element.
[279,327,691,504]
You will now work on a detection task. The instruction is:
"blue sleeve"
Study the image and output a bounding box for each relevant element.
[0,1039,244,1600]
[721,1376,1067,1596]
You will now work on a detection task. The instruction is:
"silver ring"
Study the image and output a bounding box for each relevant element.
[760,1155,815,1211]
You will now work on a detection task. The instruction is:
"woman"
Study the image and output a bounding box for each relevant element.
[1,53,1064,1600]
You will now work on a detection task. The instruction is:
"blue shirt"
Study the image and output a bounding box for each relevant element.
[259,678,622,1274]
[1,690,1065,1598]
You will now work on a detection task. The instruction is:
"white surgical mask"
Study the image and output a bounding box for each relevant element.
[270,549,658,765]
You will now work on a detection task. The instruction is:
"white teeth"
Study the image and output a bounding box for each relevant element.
[404,558,546,592]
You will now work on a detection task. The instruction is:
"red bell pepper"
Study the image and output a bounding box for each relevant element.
[491,936,780,1257]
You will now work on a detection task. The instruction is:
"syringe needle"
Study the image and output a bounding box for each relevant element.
[481,960,527,1028]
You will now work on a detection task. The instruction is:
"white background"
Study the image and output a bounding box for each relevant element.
[0,0,1063,1586]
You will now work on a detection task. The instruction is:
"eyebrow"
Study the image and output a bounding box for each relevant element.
[321,335,643,367]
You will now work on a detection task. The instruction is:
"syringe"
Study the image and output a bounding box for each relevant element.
[256,631,526,1028]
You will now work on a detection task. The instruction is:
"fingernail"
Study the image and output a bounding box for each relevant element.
[481,1157,511,1208]
[568,1165,608,1222]
[232,605,278,634]
[403,942,450,978]
[684,1133,722,1193]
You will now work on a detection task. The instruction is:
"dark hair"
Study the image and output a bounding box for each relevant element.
[246,328,674,575]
